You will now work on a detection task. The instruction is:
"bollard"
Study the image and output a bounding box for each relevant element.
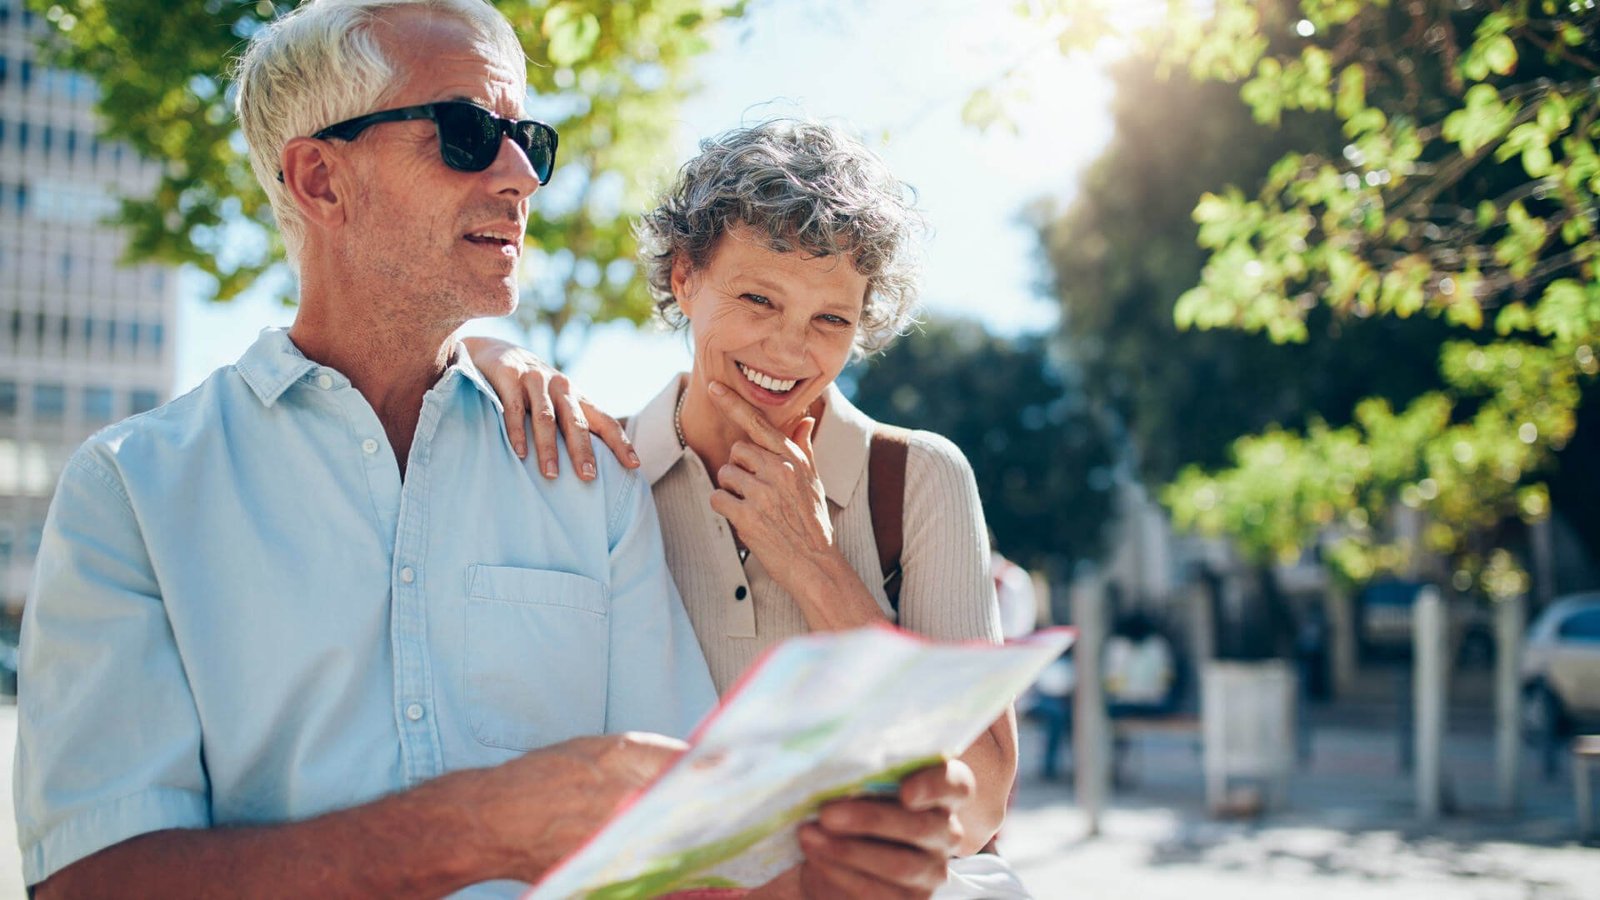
[1073,577,1109,837]
[1414,585,1447,822]
[1495,594,1525,811]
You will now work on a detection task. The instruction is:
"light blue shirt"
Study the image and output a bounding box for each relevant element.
[14,328,717,891]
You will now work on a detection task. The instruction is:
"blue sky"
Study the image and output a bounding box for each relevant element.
[177,0,1127,413]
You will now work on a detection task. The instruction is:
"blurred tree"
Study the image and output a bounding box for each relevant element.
[1037,49,1455,487]
[25,0,747,366]
[845,318,1117,577]
[1003,0,1598,593]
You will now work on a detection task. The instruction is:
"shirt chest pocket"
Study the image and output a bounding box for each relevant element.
[464,565,609,751]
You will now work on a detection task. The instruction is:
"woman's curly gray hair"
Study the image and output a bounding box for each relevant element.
[637,119,924,356]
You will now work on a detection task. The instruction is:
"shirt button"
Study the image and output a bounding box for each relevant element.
[316,374,334,390]
[361,438,379,455]
[734,585,747,601]
[400,567,415,584]
[405,703,425,722]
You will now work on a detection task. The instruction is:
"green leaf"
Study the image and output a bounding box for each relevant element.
[1482,34,1518,76]
[543,4,602,66]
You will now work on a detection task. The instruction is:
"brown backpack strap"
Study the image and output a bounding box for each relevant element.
[868,426,912,614]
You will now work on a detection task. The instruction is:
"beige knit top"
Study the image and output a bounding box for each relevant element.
[629,376,1003,696]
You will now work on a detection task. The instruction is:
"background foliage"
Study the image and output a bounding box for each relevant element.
[25,0,747,365]
[1015,0,1600,594]
[848,318,1117,577]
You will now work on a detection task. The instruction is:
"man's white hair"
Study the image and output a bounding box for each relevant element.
[234,0,525,267]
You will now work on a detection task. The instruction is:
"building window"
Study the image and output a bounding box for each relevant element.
[0,56,7,87]
[19,60,31,91]
[41,125,52,154]
[82,387,113,423]
[16,122,27,151]
[129,390,159,415]
[149,321,165,351]
[0,381,16,416]
[65,129,76,159]
[32,384,66,421]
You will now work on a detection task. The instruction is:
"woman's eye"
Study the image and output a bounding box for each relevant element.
[818,314,852,326]
[741,293,772,306]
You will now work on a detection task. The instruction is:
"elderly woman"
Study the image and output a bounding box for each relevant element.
[470,120,1020,893]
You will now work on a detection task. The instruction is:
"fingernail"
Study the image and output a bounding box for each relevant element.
[544,462,558,478]
[582,462,596,480]
[628,450,640,466]
[709,381,727,396]
[515,445,526,459]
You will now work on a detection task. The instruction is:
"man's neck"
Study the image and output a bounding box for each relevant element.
[289,298,459,477]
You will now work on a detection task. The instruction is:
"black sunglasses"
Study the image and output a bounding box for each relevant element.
[288,101,559,184]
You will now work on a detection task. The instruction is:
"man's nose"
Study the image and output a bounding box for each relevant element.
[486,135,540,199]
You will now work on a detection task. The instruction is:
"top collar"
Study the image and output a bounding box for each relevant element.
[630,376,877,508]
[235,326,501,411]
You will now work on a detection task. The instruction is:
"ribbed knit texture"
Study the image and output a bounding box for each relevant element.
[633,379,1002,696]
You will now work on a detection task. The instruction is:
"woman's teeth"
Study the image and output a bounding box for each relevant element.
[737,363,797,393]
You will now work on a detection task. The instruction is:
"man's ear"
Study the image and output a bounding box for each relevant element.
[670,254,696,315]
[279,136,343,227]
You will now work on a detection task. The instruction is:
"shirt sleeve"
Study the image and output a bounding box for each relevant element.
[895,433,1003,645]
[600,463,717,738]
[15,451,210,887]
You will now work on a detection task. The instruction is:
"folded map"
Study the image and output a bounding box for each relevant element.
[527,624,1076,899]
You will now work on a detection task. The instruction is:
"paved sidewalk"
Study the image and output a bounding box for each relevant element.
[1001,716,1600,898]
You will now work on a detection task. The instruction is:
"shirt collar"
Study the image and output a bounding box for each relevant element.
[236,328,318,407]
[811,383,874,507]
[631,374,692,486]
[629,375,876,508]
[235,326,502,412]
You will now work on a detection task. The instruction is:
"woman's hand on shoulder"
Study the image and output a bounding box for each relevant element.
[461,336,639,481]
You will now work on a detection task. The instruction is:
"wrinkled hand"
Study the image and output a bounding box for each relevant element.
[705,381,834,586]
[462,336,638,480]
[472,732,686,882]
[795,759,974,898]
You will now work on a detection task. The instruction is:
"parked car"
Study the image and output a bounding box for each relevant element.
[1356,579,1495,667]
[1521,593,1600,741]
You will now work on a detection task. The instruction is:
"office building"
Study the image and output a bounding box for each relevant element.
[0,1,178,613]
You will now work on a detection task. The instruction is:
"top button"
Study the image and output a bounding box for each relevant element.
[361,438,379,455]
[316,374,334,390]
[399,567,415,584]
[734,585,748,601]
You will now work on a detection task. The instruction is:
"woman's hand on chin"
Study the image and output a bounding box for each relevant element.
[705,381,836,585]
[460,336,639,480]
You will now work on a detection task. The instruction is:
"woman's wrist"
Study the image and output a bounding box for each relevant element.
[781,547,886,631]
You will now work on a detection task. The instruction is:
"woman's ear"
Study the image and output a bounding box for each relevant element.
[280,136,343,228]
[670,254,696,315]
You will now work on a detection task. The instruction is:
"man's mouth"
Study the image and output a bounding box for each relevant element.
[737,362,800,394]
[464,230,522,251]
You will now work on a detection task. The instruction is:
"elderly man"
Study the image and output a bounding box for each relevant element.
[14,1,972,897]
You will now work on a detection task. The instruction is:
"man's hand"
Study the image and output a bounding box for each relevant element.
[795,759,974,898]
[468,732,687,882]
[462,336,638,480]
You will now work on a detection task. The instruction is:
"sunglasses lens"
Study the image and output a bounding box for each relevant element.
[513,122,557,184]
[436,103,500,172]
[432,103,558,182]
